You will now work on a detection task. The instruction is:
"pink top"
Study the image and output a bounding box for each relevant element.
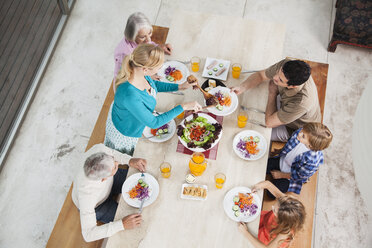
[113,38,156,79]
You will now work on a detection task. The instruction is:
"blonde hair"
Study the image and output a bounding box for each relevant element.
[271,196,306,243]
[302,122,333,151]
[115,44,164,89]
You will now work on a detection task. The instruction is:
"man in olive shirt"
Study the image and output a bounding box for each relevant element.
[231,59,321,141]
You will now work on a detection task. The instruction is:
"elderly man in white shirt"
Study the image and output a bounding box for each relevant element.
[72,143,147,242]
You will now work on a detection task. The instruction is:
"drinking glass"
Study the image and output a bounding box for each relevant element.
[215,173,226,189]
[232,63,242,79]
[237,110,248,128]
[160,162,172,178]
[189,152,207,176]
[191,56,201,72]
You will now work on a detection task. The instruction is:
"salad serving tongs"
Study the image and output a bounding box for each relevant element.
[187,75,219,104]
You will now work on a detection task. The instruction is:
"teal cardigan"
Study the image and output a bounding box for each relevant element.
[112,76,184,138]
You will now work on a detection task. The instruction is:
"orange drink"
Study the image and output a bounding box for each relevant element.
[215,173,226,189]
[191,56,200,72]
[189,152,207,176]
[237,111,248,128]
[232,63,242,79]
[177,111,185,119]
[160,162,171,178]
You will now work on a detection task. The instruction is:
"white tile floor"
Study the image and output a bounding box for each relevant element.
[0,0,371,247]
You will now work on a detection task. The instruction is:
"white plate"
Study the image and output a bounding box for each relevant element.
[202,57,231,81]
[122,173,159,208]
[233,130,268,161]
[223,187,261,223]
[177,113,223,152]
[158,61,190,84]
[143,113,176,142]
[204,86,238,116]
[180,183,208,201]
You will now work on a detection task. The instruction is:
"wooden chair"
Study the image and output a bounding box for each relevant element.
[263,59,328,248]
[46,26,169,248]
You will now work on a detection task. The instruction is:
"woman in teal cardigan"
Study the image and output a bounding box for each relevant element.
[105,43,201,155]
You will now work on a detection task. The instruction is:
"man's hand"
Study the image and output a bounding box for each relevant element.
[129,158,147,172]
[268,80,279,96]
[271,170,285,179]
[230,86,246,95]
[122,214,142,229]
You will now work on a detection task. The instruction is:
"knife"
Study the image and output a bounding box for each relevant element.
[241,70,259,74]
[138,198,146,213]
[240,105,265,114]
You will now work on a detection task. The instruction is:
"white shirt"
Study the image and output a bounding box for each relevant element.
[279,142,310,173]
[72,144,131,242]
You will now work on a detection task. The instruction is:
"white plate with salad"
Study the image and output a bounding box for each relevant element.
[204,86,238,116]
[177,113,223,152]
[223,186,261,223]
[233,130,268,161]
[143,113,176,142]
[122,173,159,208]
[158,61,190,84]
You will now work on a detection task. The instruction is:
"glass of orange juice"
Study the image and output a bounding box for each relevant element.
[191,56,200,72]
[215,173,226,189]
[232,63,242,79]
[189,152,207,176]
[160,162,171,178]
[237,110,248,128]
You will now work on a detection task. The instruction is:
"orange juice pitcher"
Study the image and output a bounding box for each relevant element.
[189,152,207,176]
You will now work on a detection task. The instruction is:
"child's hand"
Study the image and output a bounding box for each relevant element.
[269,148,281,157]
[238,222,249,234]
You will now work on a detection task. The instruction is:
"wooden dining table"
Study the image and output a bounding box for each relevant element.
[105,11,285,248]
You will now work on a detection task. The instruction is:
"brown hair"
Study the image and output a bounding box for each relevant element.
[115,43,164,89]
[271,196,306,243]
[302,122,333,151]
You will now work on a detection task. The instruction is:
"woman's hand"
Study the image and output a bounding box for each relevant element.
[159,43,172,55]
[179,76,198,90]
[181,101,202,112]
[151,74,161,81]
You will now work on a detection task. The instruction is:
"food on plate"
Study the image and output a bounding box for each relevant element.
[207,60,218,70]
[183,186,207,198]
[164,66,183,81]
[208,71,213,76]
[213,90,232,111]
[236,136,261,158]
[208,79,217,88]
[215,67,227,76]
[219,63,224,67]
[232,192,258,217]
[150,124,169,138]
[177,113,222,150]
[128,179,150,200]
[213,68,218,72]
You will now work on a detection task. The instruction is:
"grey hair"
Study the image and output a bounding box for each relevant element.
[124,12,153,41]
[83,152,114,180]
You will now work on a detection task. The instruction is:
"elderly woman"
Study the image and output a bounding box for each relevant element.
[113,12,172,83]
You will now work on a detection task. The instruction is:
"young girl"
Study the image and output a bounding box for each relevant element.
[238,181,306,248]
[105,43,201,155]
[266,122,333,198]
